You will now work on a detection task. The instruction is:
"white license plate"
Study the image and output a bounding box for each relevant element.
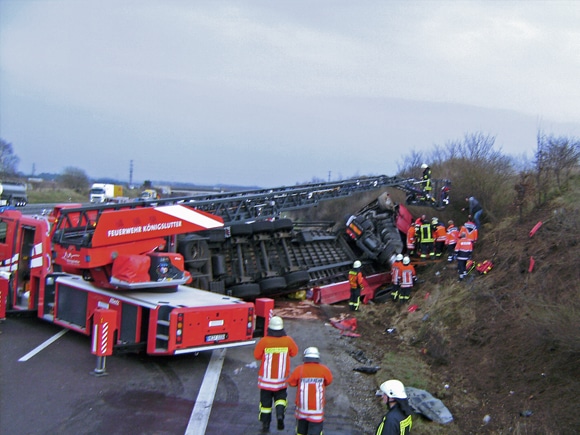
[205,333,227,342]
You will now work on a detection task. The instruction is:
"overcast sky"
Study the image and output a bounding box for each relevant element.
[1,1,579,187]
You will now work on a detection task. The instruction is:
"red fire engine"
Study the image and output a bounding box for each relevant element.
[0,202,272,355]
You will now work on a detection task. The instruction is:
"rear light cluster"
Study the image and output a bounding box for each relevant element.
[246,307,254,335]
[176,312,184,344]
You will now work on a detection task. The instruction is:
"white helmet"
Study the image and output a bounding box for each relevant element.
[303,347,320,361]
[395,254,404,262]
[421,163,428,169]
[380,379,407,399]
[403,256,411,265]
[269,316,284,331]
[353,260,362,269]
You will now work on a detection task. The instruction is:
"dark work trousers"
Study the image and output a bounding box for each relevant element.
[259,388,287,424]
[297,418,324,435]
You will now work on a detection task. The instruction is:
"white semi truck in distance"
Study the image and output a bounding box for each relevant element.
[89,183,124,203]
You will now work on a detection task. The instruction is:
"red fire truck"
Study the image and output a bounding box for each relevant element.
[0,202,271,355]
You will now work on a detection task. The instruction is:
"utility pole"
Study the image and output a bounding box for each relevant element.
[129,160,134,188]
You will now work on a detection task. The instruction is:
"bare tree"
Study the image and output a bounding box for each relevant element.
[0,139,20,177]
[58,167,90,192]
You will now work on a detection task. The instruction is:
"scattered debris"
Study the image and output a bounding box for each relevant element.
[529,221,543,237]
[520,410,534,417]
[482,414,491,425]
[529,256,535,272]
[349,350,372,365]
[407,304,419,313]
[245,361,258,369]
[330,314,360,337]
[385,327,396,334]
[353,366,380,374]
[405,386,454,424]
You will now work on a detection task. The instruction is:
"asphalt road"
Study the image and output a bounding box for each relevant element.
[0,302,365,435]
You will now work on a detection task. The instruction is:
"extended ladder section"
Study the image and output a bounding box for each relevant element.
[130,175,410,224]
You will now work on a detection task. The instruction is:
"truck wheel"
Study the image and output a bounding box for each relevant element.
[228,283,261,299]
[251,220,274,233]
[230,223,253,236]
[259,277,287,294]
[373,286,394,303]
[284,270,310,289]
[273,218,293,232]
[179,239,209,269]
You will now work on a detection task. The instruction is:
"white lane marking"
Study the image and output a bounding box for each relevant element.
[18,329,69,362]
[185,348,227,435]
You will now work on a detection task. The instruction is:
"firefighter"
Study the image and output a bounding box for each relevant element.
[433,217,447,258]
[455,233,474,281]
[288,347,333,435]
[390,254,404,302]
[406,224,416,257]
[418,218,435,259]
[460,215,478,244]
[349,260,365,311]
[398,256,416,303]
[445,220,459,262]
[375,379,413,435]
[254,315,299,432]
[420,163,432,199]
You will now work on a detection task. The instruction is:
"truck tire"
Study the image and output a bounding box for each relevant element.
[284,270,310,289]
[179,239,209,269]
[251,220,274,233]
[230,223,253,236]
[259,277,287,294]
[273,218,293,232]
[228,283,261,299]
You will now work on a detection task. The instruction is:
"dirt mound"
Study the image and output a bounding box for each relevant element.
[321,199,580,434]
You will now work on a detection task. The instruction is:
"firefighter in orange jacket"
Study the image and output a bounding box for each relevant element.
[397,256,417,303]
[390,254,404,302]
[460,216,478,244]
[288,347,333,435]
[349,260,365,311]
[406,225,417,257]
[433,218,447,258]
[455,233,474,281]
[445,220,459,262]
[254,316,299,432]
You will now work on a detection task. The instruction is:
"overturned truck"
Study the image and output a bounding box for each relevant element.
[173,185,414,300]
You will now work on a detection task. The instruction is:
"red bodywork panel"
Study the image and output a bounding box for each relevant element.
[311,272,391,305]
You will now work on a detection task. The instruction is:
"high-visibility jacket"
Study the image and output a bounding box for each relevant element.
[349,269,364,290]
[455,238,474,260]
[288,362,333,423]
[399,263,416,288]
[434,224,447,242]
[391,261,402,285]
[406,225,416,249]
[418,223,434,243]
[254,335,299,391]
[460,221,478,243]
[375,403,413,435]
[445,225,459,246]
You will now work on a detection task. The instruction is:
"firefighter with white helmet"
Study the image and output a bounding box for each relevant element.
[390,254,404,302]
[349,260,365,311]
[254,316,299,432]
[375,379,413,434]
[288,347,333,435]
[397,256,416,303]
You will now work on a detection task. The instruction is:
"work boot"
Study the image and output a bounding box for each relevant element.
[277,417,284,430]
[261,421,270,433]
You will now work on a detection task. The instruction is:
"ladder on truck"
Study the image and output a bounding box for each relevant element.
[130,175,410,224]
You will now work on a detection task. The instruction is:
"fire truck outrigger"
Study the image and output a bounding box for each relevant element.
[0,202,271,355]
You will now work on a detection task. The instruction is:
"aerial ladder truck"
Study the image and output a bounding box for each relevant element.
[0,202,271,355]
